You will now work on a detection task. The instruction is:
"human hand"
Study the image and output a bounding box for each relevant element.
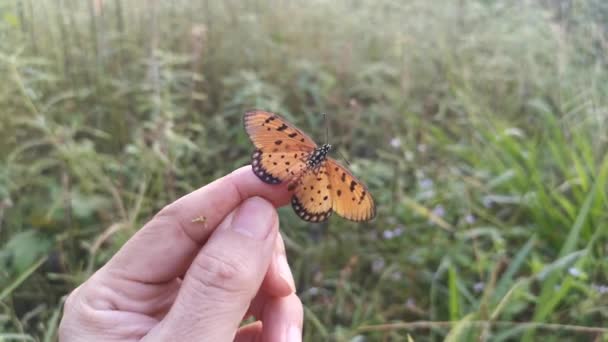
[59,166,303,341]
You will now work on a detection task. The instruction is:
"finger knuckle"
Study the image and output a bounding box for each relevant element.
[59,285,106,335]
[189,251,253,297]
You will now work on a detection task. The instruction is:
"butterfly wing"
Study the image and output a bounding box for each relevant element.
[251,149,310,184]
[245,110,317,184]
[291,164,333,222]
[326,158,375,221]
[244,110,317,151]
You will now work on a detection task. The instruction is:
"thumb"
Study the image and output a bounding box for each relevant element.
[153,197,278,341]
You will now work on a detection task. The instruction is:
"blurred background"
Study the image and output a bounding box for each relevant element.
[1,0,608,341]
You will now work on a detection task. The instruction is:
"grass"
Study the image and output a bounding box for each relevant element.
[1,0,608,341]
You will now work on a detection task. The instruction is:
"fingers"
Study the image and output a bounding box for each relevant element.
[237,294,304,342]
[262,233,296,297]
[234,321,262,342]
[101,166,292,284]
[262,294,303,342]
[152,197,279,341]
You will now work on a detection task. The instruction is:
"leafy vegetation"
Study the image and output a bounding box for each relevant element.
[1,0,607,341]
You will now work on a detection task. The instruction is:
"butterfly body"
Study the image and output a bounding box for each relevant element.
[244,110,375,222]
[306,144,331,168]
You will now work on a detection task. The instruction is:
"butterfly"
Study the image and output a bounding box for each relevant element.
[243,110,375,222]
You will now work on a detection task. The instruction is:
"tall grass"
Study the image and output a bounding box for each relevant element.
[1,0,607,340]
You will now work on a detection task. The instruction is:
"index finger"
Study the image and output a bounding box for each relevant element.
[102,166,292,283]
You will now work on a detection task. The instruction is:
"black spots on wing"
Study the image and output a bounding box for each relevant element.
[273,162,277,166]
[251,150,281,185]
[323,196,328,201]
[281,155,285,158]
[337,190,342,197]
[264,116,277,124]
[352,197,356,201]
[267,127,271,131]
[350,181,357,192]
[277,124,288,131]
[334,167,339,171]
[273,148,279,152]
[291,196,333,222]
[293,153,298,158]
[358,191,366,204]
[326,185,332,189]
[317,190,321,194]
[341,172,346,182]
[275,140,283,145]
[288,132,298,138]
[316,177,322,181]
[310,185,314,190]
[300,138,305,142]
[285,161,290,165]
[310,197,314,202]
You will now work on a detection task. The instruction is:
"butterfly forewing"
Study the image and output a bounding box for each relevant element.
[244,110,317,152]
[245,110,318,184]
[326,159,375,221]
[291,164,333,222]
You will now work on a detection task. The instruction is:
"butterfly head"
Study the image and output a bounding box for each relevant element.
[307,144,332,168]
[321,143,331,153]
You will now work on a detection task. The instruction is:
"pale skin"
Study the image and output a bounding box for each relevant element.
[59,166,303,341]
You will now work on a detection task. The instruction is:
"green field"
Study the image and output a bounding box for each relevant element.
[1,0,608,341]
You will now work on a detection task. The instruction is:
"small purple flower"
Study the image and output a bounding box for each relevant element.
[383,230,395,239]
[372,258,385,273]
[482,197,493,208]
[390,137,401,148]
[473,282,485,292]
[419,178,433,190]
[465,214,476,224]
[432,205,445,218]
[393,226,404,236]
[592,283,608,294]
[568,267,582,278]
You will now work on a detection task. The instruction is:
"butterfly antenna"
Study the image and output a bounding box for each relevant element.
[323,113,329,144]
[324,112,351,166]
[337,150,352,166]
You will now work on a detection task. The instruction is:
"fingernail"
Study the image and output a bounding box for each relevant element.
[287,324,302,342]
[277,253,296,292]
[232,197,275,240]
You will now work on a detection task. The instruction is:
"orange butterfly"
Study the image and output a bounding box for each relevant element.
[244,110,375,222]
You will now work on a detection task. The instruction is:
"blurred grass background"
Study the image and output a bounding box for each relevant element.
[1,0,608,341]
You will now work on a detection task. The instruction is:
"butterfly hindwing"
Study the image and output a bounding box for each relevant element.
[291,164,333,222]
[244,110,317,152]
[326,158,375,222]
[251,149,309,184]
